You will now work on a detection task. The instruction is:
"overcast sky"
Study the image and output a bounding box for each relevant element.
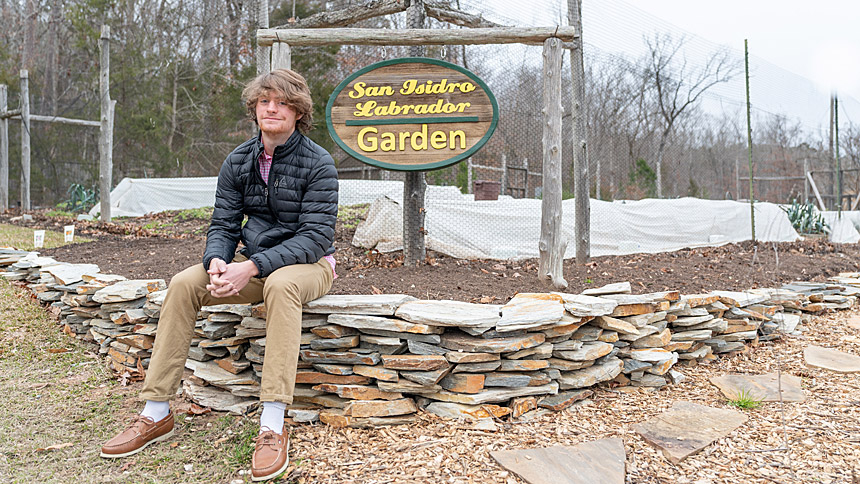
[625,0,860,102]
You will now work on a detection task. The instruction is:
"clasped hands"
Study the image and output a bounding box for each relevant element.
[206,258,259,298]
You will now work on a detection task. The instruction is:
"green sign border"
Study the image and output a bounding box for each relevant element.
[325,57,499,172]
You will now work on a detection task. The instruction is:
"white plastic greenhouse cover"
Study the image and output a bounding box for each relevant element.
[90,178,860,259]
[353,197,807,259]
[89,178,464,218]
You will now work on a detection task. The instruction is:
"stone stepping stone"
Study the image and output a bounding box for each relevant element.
[710,372,805,402]
[633,401,747,464]
[490,438,625,484]
[804,345,860,373]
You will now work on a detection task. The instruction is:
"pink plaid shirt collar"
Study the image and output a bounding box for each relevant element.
[259,150,273,184]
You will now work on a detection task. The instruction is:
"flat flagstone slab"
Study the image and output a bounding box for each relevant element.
[581,282,631,296]
[554,293,618,317]
[490,439,625,484]
[395,300,501,327]
[709,291,768,308]
[93,279,167,303]
[633,401,747,464]
[804,345,860,373]
[424,382,559,405]
[43,263,100,285]
[181,380,256,415]
[201,303,252,317]
[184,359,258,386]
[496,293,564,332]
[303,294,417,315]
[710,372,805,402]
[328,314,444,335]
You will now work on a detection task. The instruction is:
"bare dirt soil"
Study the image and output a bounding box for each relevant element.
[4,209,860,300]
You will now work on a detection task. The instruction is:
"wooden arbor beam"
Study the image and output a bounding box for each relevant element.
[258,26,577,47]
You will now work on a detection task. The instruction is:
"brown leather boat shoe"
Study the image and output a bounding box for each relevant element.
[100,412,175,458]
[251,428,290,481]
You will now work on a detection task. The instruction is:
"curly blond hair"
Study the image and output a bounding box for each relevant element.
[242,69,313,134]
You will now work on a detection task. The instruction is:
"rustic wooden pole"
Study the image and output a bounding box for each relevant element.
[568,0,589,262]
[835,94,841,217]
[402,0,427,266]
[803,158,809,204]
[0,85,8,210]
[99,25,113,222]
[258,26,578,46]
[539,38,568,289]
[807,172,825,211]
[20,69,30,211]
[744,39,755,242]
[257,0,271,74]
[28,114,100,127]
[271,42,291,71]
[256,0,270,76]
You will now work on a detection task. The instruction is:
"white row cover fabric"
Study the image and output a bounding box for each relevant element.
[820,211,860,243]
[89,178,465,217]
[354,197,803,260]
[89,177,218,218]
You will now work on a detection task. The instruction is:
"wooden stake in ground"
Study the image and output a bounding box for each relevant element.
[99,26,114,222]
[568,0,589,263]
[0,84,7,210]
[402,0,427,266]
[20,69,30,211]
[539,37,568,289]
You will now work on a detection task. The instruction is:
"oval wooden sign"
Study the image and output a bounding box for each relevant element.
[326,58,499,172]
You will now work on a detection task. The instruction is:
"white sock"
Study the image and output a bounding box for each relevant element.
[259,402,286,435]
[140,400,170,422]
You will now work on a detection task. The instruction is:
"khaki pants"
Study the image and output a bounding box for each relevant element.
[140,254,333,404]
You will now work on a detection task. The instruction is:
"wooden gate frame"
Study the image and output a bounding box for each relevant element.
[258,19,576,288]
[0,25,115,220]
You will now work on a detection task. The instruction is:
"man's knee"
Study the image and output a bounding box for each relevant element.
[263,276,301,302]
[168,264,208,293]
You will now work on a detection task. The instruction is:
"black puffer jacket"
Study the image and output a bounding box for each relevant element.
[202,130,338,278]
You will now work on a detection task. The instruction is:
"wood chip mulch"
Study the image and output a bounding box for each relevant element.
[273,309,860,484]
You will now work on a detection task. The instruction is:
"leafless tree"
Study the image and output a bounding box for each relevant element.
[640,33,740,197]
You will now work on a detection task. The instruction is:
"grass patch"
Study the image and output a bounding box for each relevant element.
[0,280,262,482]
[338,204,369,230]
[44,209,76,218]
[0,223,93,250]
[173,207,213,222]
[726,388,764,410]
